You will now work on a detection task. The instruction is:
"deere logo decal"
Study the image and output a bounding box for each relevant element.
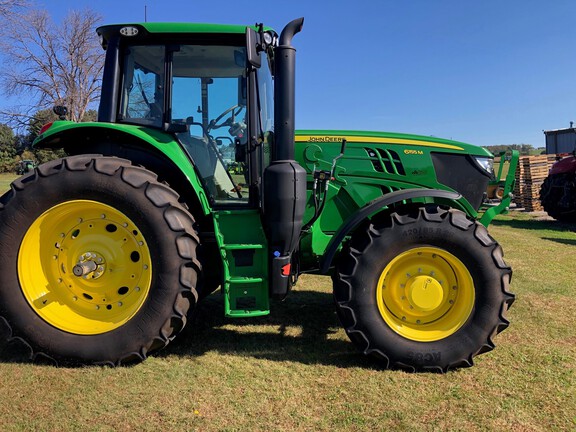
[295,135,463,151]
[307,136,346,143]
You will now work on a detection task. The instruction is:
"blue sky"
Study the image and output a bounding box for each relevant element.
[10,0,576,147]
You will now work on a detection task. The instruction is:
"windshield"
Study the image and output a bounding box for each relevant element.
[119,44,249,205]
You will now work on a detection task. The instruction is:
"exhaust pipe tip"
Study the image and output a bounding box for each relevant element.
[279,17,304,47]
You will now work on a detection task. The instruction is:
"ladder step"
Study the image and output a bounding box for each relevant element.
[224,278,269,318]
[222,244,264,250]
[212,209,270,318]
[226,277,264,285]
[226,309,269,318]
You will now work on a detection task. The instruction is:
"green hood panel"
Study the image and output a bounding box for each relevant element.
[295,129,492,157]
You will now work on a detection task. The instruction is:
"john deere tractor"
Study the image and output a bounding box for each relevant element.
[0,18,518,371]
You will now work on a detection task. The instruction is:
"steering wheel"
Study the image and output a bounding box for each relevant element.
[208,104,245,132]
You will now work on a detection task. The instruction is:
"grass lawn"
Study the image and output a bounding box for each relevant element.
[0,174,574,431]
[0,173,17,193]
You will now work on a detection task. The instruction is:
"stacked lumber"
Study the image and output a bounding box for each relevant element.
[513,155,556,211]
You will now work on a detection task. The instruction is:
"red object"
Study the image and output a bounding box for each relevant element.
[281,263,291,276]
[550,155,576,175]
[39,122,54,135]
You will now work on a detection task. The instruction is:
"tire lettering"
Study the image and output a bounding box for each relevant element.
[403,227,435,238]
[407,350,441,363]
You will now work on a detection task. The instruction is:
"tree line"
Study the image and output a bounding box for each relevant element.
[484,144,543,156]
[0,109,97,172]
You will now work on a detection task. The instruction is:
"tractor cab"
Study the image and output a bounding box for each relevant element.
[97,24,279,208]
[93,20,307,311]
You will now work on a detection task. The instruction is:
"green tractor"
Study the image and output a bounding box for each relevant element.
[0,18,518,371]
[15,159,35,175]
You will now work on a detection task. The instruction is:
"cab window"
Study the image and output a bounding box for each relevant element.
[119,45,165,127]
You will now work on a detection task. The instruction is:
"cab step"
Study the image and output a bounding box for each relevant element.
[213,210,269,318]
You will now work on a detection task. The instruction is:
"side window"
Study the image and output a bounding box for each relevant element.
[119,45,165,127]
[172,45,249,205]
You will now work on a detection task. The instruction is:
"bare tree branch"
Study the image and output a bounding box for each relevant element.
[0,0,27,17]
[0,6,104,125]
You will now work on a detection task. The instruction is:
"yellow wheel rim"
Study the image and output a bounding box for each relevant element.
[376,247,474,342]
[18,200,152,335]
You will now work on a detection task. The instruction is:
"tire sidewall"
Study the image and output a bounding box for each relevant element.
[342,211,504,369]
[0,158,195,364]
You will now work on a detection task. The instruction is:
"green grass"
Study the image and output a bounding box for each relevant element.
[0,176,574,430]
[0,173,17,192]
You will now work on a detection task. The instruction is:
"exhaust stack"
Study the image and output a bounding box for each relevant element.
[273,17,304,161]
[264,17,306,298]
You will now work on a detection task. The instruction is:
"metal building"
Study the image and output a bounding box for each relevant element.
[544,123,576,154]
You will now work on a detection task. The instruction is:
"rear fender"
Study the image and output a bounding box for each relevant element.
[318,188,462,273]
[34,122,212,216]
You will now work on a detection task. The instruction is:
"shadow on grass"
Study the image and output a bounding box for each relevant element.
[0,290,380,370]
[158,289,378,369]
[541,237,576,246]
[492,217,576,233]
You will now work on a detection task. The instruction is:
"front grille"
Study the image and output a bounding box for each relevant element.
[431,153,491,210]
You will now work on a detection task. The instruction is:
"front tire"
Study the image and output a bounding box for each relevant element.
[0,155,201,365]
[333,205,514,372]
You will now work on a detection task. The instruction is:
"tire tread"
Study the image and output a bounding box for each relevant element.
[333,205,514,372]
[0,155,201,366]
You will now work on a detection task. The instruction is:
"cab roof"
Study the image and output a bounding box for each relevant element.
[96,22,275,48]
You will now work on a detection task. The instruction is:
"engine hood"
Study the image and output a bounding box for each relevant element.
[295,130,493,157]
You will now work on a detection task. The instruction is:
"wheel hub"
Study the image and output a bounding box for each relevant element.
[407,275,443,312]
[73,252,106,279]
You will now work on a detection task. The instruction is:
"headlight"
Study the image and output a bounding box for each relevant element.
[262,31,274,45]
[473,156,494,177]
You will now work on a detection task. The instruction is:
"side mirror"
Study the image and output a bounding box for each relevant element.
[245,27,261,68]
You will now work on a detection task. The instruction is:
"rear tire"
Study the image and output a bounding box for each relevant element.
[0,155,201,365]
[540,174,576,222]
[333,205,514,372]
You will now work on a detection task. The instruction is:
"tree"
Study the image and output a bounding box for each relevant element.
[0,0,27,17]
[0,123,15,148]
[0,123,17,172]
[0,6,104,125]
[26,109,58,142]
[14,109,63,165]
